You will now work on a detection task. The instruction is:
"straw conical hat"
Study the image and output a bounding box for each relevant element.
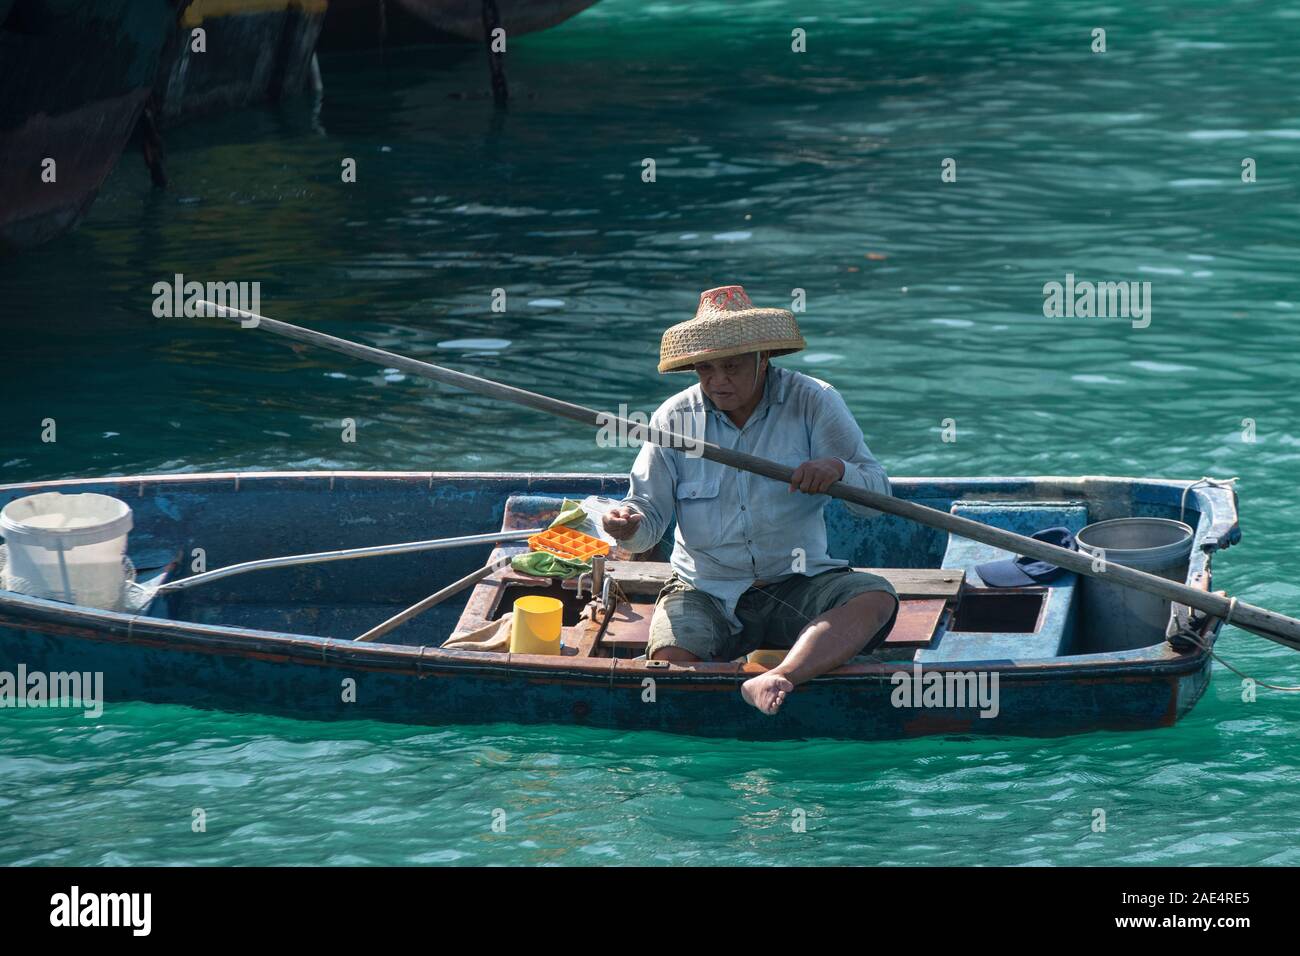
[658,285,806,373]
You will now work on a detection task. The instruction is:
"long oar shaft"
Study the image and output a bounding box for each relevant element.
[157,527,544,593]
[355,557,511,643]
[204,302,1300,652]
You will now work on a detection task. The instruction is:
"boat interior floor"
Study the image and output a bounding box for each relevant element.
[449,492,973,664]
[445,492,1158,664]
[452,556,966,662]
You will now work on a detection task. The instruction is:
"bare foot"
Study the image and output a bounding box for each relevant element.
[741,671,795,715]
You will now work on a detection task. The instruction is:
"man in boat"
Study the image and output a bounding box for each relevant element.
[602,285,899,716]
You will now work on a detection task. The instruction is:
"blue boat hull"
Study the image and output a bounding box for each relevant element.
[0,604,1214,740]
[0,472,1235,740]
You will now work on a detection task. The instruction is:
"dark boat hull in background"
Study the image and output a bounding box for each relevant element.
[1,0,603,248]
[154,0,326,125]
[0,0,174,249]
[319,0,600,51]
[0,0,327,250]
[393,0,599,40]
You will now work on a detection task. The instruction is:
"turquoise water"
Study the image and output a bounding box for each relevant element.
[2,0,1300,865]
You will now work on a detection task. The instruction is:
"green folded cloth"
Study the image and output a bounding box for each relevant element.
[511,550,592,579]
[549,498,587,529]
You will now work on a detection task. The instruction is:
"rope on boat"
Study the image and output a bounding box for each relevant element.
[1180,476,1238,526]
[1172,624,1300,692]
[1174,476,1299,686]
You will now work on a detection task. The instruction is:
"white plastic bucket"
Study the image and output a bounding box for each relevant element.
[0,492,133,610]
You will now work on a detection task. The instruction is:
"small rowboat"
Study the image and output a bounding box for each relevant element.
[0,471,1239,740]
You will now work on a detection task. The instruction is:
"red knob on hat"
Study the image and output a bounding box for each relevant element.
[700,285,751,311]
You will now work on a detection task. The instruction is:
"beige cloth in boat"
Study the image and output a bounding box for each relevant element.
[443,613,513,652]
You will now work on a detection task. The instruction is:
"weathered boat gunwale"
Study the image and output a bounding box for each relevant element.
[0,468,1240,550]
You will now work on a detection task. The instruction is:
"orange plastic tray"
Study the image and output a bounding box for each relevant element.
[528,526,611,561]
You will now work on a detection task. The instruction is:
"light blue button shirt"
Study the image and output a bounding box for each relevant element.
[619,365,891,633]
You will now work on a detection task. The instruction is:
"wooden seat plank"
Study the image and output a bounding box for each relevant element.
[576,595,948,656]
[604,562,965,601]
[884,599,949,648]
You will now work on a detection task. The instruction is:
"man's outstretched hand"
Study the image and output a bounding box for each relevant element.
[602,505,644,541]
[789,457,845,495]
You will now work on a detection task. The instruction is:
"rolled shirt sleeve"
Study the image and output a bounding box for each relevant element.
[811,385,891,519]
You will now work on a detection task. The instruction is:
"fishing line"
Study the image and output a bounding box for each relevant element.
[1174,627,1300,692]
[1173,475,1299,689]
[749,585,815,627]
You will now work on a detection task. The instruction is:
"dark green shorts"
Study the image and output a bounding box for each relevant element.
[645,567,899,662]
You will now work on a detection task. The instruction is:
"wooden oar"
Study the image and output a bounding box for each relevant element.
[156,528,545,594]
[201,301,1300,652]
[355,556,512,643]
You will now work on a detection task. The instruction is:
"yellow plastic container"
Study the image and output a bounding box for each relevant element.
[747,649,789,668]
[510,595,564,655]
